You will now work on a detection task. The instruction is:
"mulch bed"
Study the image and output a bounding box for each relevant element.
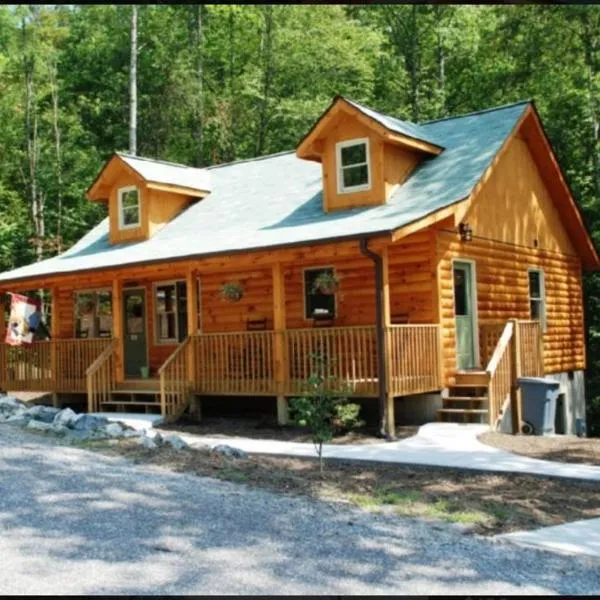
[479,431,600,466]
[158,416,418,445]
[103,439,600,537]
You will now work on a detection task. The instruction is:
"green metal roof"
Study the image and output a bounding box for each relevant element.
[0,100,530,284]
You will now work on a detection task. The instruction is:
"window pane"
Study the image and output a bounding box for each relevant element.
[121,189,139,209]
[453,269,468,316]
[342,164,369,188]
[122,205,139,226]
[304,268,336,319]
[341,143,366,166]
[159,313,176,340]
[97,291,112,316]
[530,299,541,320]
[529,271,541,299]
[76,293,95,316]
[156,285,176,313]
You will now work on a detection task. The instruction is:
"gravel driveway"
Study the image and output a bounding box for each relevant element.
[0,427,599,595]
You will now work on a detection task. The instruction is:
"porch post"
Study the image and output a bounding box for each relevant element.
[272,262,288,425]
[0,292,5,391]
[509,318,523,434]
[112,278,124,382]
[50,288,59,408]
[186,267,201,419]
[381,246,395,438]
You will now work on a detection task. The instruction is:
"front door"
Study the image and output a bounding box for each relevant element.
[453,261,477,370]
[123,288,147,377]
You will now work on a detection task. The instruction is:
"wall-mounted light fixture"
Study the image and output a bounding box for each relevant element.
[458,222,473,242]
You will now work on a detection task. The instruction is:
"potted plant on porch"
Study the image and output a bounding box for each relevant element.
[219,281,244,303]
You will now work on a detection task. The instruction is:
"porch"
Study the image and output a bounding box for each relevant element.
[0,324,443,421]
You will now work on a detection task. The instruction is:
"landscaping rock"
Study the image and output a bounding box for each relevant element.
[122,429,142,438]
[189,441,212,454]
[51,424,69,437]
[53,407,78,428]
[0,396,23,411]
[152,432,164,446]
[24,405,61,423]
[162,434,188,451]
[105,423,125,438]
[72,414,108,431]
[212,444,248,460]
[4,415,30,427]
[25,420,54,433]
[137,435,158,450]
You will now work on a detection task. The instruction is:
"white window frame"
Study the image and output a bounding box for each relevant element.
[336,137,371,194]
[528,268,547,333]
[117,185,141,230]
[153,279,187,345]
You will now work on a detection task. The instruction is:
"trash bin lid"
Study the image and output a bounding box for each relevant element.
[518,376,560,388]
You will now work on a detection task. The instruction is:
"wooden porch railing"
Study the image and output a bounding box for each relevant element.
[86,339,118,413]
[484,319,544,428]
[192,331,276,395]
[387,324,441,395]
[159,336,192,420]
[517,320,544,376]
[0,338,111,393]
[284,326,378,396]
[485,322,514,426]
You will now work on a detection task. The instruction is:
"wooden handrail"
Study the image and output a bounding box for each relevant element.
[159,336,192,420]
[485,321,514,375]
[86,338,119,377]
[85,338,118,413]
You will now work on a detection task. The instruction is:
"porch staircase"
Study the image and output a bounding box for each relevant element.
[100,378,162,413]
[437,370,490,424]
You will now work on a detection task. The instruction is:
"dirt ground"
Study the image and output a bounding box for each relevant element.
[98,439,600,537]
[479,431,600,466]
[160,416,418,445]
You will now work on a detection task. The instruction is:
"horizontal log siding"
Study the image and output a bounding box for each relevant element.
[437,230,584,385]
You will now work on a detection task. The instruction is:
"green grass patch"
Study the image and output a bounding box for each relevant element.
[348,486,492,526]
[216,468,250,484]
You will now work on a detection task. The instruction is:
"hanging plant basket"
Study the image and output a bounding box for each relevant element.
[220,281,244,303]
[312,272,340,296]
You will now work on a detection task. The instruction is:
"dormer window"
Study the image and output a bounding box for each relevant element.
[336,138,371,194]
[118,186,141,229]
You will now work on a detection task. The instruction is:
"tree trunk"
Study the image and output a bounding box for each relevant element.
[129,5,138,156]
[256,5,274,156]
[194,4,204,167]
[50,56,63,254]
[227,6,236,162]
[22,14,44,264]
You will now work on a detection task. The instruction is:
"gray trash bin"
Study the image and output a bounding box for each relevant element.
[518,377,561,435]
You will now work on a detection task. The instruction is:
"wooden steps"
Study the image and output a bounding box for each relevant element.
[100,377,162,413]
[437,370,490,424]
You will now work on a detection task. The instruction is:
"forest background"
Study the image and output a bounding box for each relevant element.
[2,5,600,431]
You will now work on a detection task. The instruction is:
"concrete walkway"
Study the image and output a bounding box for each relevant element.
[497,518,600,558]
[97,414,600,482]
[170,422,600,482]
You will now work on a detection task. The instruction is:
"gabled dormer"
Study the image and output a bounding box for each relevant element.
[296,96,444,212]
[86,153,211,244]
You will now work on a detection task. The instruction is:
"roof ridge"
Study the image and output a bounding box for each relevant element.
[206,150,295,170]
[116,152,206,171]
[421,99,532,125]
[340,95,420,127]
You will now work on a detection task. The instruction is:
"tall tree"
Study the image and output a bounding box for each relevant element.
[129,5,138,155]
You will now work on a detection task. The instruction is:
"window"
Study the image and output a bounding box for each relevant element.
[118,186,141,229]
[75,290,112,338]
[154,281,188,343]
[528,269,546,332]
[336,138,371,194]
[304,267,336,320]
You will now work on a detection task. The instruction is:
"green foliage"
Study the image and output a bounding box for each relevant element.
[289,352,363,474]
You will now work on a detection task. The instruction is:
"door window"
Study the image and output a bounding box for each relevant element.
[126,293,144,334]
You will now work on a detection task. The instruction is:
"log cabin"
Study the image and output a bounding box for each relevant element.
[0,96,597,436]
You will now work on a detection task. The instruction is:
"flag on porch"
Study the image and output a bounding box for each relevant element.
[5,293,42,346]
